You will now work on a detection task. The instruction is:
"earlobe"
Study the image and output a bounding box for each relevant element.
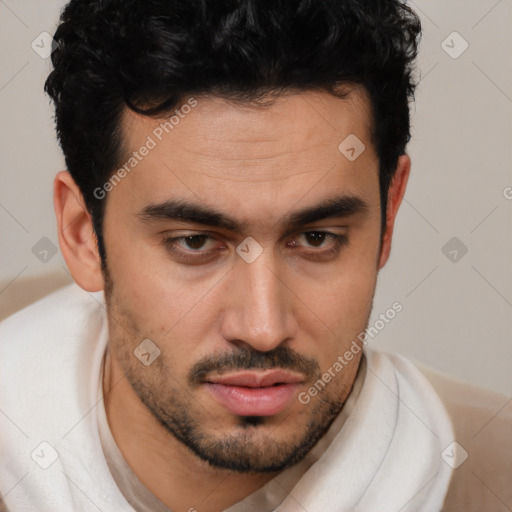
[53,171,105,292]
[378,154,411,269]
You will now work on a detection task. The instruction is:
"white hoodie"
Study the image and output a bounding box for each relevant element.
[0,284,510,511]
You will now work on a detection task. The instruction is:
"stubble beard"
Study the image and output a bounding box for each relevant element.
[102,263,361,474]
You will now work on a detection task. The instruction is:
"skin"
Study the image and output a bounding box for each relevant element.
[54,85,410,512]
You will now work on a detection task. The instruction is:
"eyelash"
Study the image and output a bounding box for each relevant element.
[162,231,348,263]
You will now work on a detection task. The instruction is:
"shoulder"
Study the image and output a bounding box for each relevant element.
[0,284,114,511]
[0,282,102,338]
[416,363,512,512]
[0,282,107,430]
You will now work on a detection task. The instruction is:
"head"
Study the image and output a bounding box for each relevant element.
[49,0,420,472]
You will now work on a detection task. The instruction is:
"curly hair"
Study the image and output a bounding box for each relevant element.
[45,0,421,262]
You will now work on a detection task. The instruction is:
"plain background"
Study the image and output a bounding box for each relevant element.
[0,0,511,395]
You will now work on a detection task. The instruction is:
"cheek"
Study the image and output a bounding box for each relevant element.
[294,238,379,329]
[289,247,378,372]
[102,216,207,330]
[103,237,222,372]
[295,271,376,347]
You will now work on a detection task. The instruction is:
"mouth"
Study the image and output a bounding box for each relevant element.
[204,370,304,417]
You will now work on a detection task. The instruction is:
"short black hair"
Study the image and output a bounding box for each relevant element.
[45,0,421,262]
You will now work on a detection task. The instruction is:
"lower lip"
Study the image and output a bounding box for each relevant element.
[205,383,299,416]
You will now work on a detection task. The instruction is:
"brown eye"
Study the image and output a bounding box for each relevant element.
[162,233,227,264]
[180,235,209,250]
[287,231,348,261]
[294,231,341,249]
[303,232,328,247]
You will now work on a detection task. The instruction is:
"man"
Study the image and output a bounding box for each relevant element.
[0,0,510,511]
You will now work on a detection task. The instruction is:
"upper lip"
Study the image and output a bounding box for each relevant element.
[206,370,305,388]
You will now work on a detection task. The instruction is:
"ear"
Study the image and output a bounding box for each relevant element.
[378,154,411,269]
[53,171,104,291]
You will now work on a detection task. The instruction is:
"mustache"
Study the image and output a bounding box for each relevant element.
[188,345,320,386]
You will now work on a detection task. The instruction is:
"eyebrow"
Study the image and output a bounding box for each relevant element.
[136,195,368,232]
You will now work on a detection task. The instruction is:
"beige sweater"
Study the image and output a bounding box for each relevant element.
[418,363,512,511]
[0,284,510,511]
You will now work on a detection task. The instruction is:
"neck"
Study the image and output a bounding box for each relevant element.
[102,348,278,512]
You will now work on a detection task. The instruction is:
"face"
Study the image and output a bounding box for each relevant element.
[101,87,383,472]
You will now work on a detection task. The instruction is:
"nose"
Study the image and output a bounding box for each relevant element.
[220,248,297,353]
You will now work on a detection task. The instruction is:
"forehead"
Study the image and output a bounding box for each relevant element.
[111,87,379,230]
[122,85,374,167]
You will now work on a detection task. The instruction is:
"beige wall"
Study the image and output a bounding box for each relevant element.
[0,0,511,395]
